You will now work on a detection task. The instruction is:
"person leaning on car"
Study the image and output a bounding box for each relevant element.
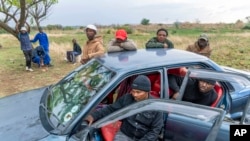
[145,28,174,49]
[168,74,217,106]
[186,33,212,58]
[80,24,105,64]
[107,29,137,53]
[85,75,163,141]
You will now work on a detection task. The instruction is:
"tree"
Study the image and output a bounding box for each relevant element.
[140,18,150,25]
[0,0,58,39]
[246,16,250,23]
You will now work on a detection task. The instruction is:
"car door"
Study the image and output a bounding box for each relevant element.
[166,68,250,115]
[74,99,225,141]
[165,68,250,141]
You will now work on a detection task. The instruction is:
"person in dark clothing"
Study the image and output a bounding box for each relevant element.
[32,45,51,67]
[168,74,217,106]
[66,39,82,63]
[16,25,33,72]
[145,28,174,49]
[85,75,163,141]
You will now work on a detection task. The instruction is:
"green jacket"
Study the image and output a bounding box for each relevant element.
[145,37,174,48]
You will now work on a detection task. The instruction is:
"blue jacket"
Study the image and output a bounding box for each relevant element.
[31,32,49,52]
[18,33,33,51]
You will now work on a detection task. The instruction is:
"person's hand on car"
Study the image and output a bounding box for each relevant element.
[85,115,94,125]
[171,92,179,100]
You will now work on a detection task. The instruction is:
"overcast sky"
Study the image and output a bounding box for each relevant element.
[42,0,250,26]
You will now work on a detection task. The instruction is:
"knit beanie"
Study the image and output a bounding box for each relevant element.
[199,79,216,85]
[131,75,151,92]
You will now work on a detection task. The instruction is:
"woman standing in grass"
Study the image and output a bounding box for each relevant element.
[145,28,174,49]
[16,24,33,72]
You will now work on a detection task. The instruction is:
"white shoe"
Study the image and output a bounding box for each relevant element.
[25,66,29,71]
[28,68,33,72]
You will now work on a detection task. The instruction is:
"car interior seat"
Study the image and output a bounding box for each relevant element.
[211,83,223,107]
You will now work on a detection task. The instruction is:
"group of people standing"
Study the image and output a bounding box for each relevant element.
[75,25,212,66]
[16,25,52,72]
[17,23,212,72]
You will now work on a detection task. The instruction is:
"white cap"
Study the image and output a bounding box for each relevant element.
[20,26,27,31]
[85,24,97,32]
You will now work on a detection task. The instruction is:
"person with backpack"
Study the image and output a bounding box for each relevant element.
[66,39,82,63]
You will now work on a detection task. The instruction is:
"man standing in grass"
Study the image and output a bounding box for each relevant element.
[31,27,52,67]
[186,33,212,58]
[31,27,50,54]
[80,24,105,64]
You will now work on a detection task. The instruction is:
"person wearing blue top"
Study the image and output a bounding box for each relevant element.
[30,27,50,54]
[16,25,34,72]
[32,45,51,67]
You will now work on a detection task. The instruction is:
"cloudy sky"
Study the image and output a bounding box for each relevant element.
[42,0,250,26]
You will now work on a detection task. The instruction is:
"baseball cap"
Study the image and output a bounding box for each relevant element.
[20,26,27,31]
[115,29,127,41]
[85,24,97,32]
[198,33,209,41]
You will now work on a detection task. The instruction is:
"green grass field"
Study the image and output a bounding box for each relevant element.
[0,24,250,97]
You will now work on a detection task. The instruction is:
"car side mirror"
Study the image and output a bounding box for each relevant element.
[240,97,250,124]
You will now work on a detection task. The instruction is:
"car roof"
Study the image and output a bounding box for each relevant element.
[97,48,209,71]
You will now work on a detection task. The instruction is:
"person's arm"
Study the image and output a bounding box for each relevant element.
[107,39,124,53]
[86,94,128,124]
[168,74,184,99]
[145,37,165,48]
[30,34,39,43]
[199,46,212,58]
[26,24,30,33]
[139,112,163,141]
[120,39,137,51]
[166,39,174,48]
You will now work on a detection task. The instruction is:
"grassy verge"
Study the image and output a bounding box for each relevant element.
[0,25,250,98]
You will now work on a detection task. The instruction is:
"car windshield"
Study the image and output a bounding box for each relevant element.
[45,60,115,129]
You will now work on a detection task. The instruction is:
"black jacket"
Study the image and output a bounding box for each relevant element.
[168,74,217,106]
[91,94,163,141]
[73,42,82,54]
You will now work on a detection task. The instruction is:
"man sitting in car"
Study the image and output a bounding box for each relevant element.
[85,75,163,141]
[168,74,218,106]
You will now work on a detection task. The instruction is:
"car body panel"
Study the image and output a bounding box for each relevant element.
[1,49,250,141]
[0,87,49,141]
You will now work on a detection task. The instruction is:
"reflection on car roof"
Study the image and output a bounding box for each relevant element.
[98,48,208,71]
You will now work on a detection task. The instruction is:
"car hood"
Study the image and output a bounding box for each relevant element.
[221,66,250,80]
[0,87,50,141]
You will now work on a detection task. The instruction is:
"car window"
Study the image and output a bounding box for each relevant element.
[44,60,115,129]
